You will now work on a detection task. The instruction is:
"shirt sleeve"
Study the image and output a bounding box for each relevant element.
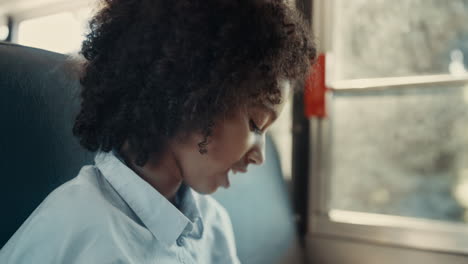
[0,183,126,264]
[0,193,73,263]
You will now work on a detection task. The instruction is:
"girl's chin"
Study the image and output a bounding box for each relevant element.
[190,181,220,195]
[186,170,231,194]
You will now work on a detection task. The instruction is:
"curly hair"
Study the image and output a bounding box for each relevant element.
[73,0,316,166]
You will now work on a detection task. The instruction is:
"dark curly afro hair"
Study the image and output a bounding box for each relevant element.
[73,0,316,166]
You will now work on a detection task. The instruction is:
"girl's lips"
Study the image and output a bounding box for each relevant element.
[220,167,247,189]
[231,168,247,174]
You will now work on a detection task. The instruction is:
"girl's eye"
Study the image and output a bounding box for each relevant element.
[249,119,262,134]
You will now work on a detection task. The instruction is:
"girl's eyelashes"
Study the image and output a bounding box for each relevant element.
[249,119,262,134]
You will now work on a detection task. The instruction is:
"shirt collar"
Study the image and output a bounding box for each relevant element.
[175,183,204,239]
[94,150,203,246]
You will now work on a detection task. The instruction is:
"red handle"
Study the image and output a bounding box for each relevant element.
[304,53,327,119]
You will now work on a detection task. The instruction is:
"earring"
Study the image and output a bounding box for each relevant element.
[198,141,208,155]
[198,121,214,155]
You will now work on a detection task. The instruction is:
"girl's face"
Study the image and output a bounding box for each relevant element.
[173,80,291,194]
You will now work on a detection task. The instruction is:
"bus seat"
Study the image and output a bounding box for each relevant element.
[0,42,303,264]
[0,42,95,248]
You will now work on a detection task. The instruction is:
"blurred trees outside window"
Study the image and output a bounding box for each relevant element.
[329,0,468,224]
[332,0,468,80]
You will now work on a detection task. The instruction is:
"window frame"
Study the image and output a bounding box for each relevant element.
[307,0,468,256]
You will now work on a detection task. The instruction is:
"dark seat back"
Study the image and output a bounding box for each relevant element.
[0,42,94,247]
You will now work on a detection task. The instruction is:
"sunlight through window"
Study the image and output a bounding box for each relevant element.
[18,8,91,54]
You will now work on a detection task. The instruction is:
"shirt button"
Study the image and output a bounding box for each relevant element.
[176,236,185,247]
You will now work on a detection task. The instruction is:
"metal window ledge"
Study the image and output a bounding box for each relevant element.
[330,74,468,91]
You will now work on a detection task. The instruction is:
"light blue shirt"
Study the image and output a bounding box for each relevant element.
[0,150,240,264]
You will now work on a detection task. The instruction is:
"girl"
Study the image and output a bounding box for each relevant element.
[0,0,315,263]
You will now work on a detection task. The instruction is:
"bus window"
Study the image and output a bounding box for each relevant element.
[331,83,468,223]
[328,0,468,222]
[17,8,92,54]
[308,0,468,261]
[330,0,468,80]
[0,25,8,41]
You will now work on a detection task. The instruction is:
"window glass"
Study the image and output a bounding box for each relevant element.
[333,0,468,80]
[0,25,9,41]
[18,8,92,54]
[329,83,468,223]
